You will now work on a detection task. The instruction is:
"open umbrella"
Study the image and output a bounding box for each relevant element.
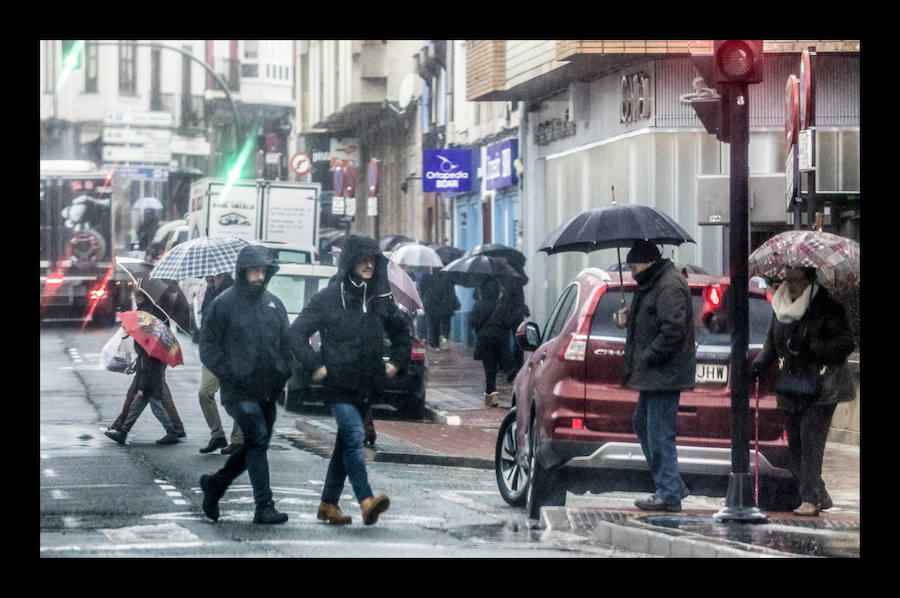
[136,278,191,334]
[114,256,155,282]
[149,235,250,280]
[540,202,695,305]
[118,310,184,368]
[379,234,417,252]
[748,230,859,291]
[441,254,523,288]
[132,197,163,211]
[429,244,465,265]
[389,243,445,268]
[465,243,527,270]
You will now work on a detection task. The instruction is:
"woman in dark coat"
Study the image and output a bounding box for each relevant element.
[468,277,522,407]
[421,270,460,349]
[289,235,410,526]
[752,266,856,516]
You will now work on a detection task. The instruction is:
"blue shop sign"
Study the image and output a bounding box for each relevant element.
[485,139,518,190]
[423,149,472,192]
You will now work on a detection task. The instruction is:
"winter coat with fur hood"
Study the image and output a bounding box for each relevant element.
[287,235,411,407]
[199,245,292,404]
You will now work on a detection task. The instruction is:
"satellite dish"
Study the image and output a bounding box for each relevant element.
[398,73,416,109]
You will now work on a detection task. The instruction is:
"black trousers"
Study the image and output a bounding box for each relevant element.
[783,402,837,505]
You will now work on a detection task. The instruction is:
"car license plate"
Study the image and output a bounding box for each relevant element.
[696,363,728,384]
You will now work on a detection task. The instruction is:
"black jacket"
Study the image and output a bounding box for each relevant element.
[421,271,460,317]
[201,272,234,321]
[288,235,411,407]
[199,245,292,403]
[622,259,696,392]
[132,293,170,396]
[753,285,856,409]
[468,278,523,360]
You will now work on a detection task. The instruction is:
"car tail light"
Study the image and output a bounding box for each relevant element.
[559,285,607,361]
[571,417,584,430]
[705,284,724,308]
[410,339,426,361]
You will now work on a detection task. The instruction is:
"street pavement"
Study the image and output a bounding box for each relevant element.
[292,339,861,559]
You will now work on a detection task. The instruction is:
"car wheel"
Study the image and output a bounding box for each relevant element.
[525,411,566,520]
[495,407,528,507]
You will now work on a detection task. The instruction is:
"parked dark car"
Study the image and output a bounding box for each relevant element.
[282,316,429,420]
[495,266,797,519]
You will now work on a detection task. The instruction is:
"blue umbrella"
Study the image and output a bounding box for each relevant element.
[149,236,250,280]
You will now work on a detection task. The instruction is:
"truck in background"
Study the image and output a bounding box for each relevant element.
[40,161,129,326]
[184,178,321,338]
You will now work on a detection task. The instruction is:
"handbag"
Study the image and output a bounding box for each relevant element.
[100,326,135,373]
[775,368,820,398]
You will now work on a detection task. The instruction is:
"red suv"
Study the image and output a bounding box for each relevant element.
[494,266,798,519]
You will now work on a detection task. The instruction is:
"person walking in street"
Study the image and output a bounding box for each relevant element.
[421,269,459,351]
[288,235,410,526]
[614,240,694,513]
[468,277,521,408]
[198,245,293,525]
[105,284,181,446]
[196,272,244,455]
[751,266,856,516]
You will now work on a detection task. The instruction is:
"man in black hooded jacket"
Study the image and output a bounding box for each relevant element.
[198,245,293,524]
[288,234,410,526]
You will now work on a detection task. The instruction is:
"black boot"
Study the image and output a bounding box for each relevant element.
[199,474,222,522]
[254,501,288,524]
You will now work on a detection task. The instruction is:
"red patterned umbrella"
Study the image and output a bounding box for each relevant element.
[748,230,859,291]
[118,310,184,368]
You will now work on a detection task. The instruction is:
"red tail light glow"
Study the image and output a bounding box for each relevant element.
[571,418,584,430]
[705,285,723,307]
[560,284,607,361]
[410,339,426,361]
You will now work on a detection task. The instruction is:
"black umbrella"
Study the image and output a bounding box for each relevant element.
[540,202,695,306]
[465,243,527,270]
[379,234,417,252]
[134,277,191,334]
[441,254,523,288]
[428,243,465,266]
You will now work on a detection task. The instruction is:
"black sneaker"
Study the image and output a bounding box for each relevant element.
[199,437,227,454]
[253,501,288,524]
[105,429,127,445]
[199,474,221,521]
[221,443,242,455]
[634,494,681,513]
[156,433,180,445]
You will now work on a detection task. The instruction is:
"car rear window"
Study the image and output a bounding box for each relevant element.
[274,250,312,264]
[589,288,772,346]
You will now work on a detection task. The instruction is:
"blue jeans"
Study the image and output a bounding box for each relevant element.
[633,390,687,504]
[322,402,373,505]
[212,400,276,507]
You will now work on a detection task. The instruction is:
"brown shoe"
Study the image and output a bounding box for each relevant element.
[484,392,499,408]
[221,443,241,455]
[317,502,352,525]
[360,494,390,525]
[793,501,821,516]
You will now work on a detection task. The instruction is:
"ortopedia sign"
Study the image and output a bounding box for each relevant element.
[422,149,472,192]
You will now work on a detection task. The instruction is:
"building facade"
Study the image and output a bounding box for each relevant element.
[465,40,860,327]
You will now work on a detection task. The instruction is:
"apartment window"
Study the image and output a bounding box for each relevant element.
[85,41,98,93]
[119,40,136,95]
[150,47,162,109]
[244,40,258,60]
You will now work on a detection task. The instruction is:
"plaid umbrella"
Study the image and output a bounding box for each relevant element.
[748,230,859,291]
[149,236,250,280]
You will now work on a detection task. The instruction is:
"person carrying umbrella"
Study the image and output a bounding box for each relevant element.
[198,245,294,525]
[104,285,182,446]
[420,269,459,350]
[468,277,521,408]
[107,279,186,440]
[288,235,410,526]
[614,240,694,512]
[751,266,856,516]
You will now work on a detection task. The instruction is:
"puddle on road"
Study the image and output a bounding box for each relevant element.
[641,515,860,558]
[449,521,544,544]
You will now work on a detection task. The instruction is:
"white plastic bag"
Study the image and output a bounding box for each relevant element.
[100,326,135,373]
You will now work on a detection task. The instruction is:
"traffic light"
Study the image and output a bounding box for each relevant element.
[713,40,763,84]
[62,40,84,70]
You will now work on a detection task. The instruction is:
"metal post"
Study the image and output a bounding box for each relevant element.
[715,82,767,523]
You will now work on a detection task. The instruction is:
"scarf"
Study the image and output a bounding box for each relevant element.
[772,280,819,324]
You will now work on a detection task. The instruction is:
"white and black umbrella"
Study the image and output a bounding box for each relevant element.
[149,235,250,280]
[389,243,445,268]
